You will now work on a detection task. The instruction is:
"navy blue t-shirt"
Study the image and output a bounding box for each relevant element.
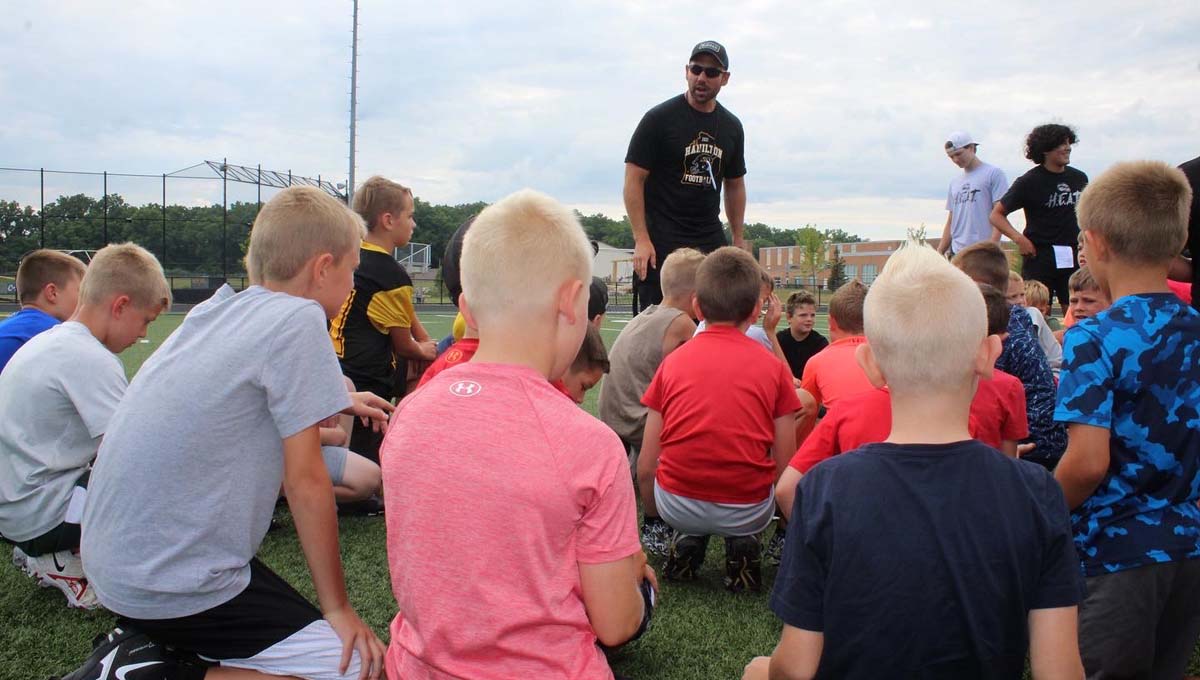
[771,440,1084,679]
[0,307,60,373]
[1055,293,1200,576]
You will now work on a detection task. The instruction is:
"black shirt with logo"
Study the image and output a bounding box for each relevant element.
[999,165,1088,246]
[625,94,746,253]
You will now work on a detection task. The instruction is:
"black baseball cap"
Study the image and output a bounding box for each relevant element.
[690,41,729,70]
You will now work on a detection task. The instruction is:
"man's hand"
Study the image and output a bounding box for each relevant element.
[326,605,387,680]
[763,293,783,332]
[1016,234,1037,257]
[345,391,394,432]
[633,239,656,281]
[734,235,749,252]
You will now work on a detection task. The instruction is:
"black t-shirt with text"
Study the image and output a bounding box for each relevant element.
[999,165,1088,246]
[625,94,746,252]
[776,329,828,380]
[771,440,1084,679]
[1180,156,1199,311]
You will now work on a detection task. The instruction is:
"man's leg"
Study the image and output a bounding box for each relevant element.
[635,265,663,313]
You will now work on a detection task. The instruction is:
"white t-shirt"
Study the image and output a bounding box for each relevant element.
[946,162,1009,253]
[0,322,126,542]
[82,287,352,618]
[694,319,775,353]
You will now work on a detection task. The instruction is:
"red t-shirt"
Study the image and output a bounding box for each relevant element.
[417,338,479,389]
[789,370,1030,473]
[1168,278,1193,305]
[790,388,891,473]
[643,324,801,504]
[968,369,1028,450]
[799,335,876,407]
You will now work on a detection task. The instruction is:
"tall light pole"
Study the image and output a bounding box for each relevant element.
[348,0,359,205]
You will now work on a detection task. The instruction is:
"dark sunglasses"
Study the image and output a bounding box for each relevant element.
[688,63,725,78]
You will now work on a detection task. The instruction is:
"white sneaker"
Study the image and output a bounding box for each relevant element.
[24,550,100,609]
[12,545,31,574]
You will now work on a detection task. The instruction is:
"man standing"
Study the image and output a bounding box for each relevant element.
[990,124,1087,315]
[624,40,747,311]
[936,131,1009,257]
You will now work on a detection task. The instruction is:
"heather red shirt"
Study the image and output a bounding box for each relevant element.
[799,335,875,407]
[968,369,1028,450]
[417,338,479,389]
[643,324,801,504]
[789,370,1030,473]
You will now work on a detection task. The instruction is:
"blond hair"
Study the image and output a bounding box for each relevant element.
[461,189,591,326]
[1007,270,1023,285]
[1024,279,1051,309]
[1077,160,1192,264]
[245,187,365,284]
[79,243,171,310]
[694,246,761,323]
[828,280,868,334]
[864,242,985,395]
[16,249,86,302]
[352,175,413,231]
[659,248,705,300]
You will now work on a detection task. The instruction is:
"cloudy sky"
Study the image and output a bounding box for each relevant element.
[2,1,1197,240]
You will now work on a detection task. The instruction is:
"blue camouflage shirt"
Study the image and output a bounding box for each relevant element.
[997,305,1064,464]
[1055,293,1200,576]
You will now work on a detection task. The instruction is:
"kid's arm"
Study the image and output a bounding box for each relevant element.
[763,293,788,364]
[742,625,824,680]
[410,314,432,343]
[343,391,394,432]
[283,425,385,680]
[389,326,437,362]
[637,410,664,516]
[775,465,803,522]
[660,314,696,359]
[579,550,656,647]
[1028,606,1084,680]
[1000,439,1018,458]
[1054,423,1111,509]
[772,413,798,480]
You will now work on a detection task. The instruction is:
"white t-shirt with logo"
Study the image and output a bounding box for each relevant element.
[0,322,126,542]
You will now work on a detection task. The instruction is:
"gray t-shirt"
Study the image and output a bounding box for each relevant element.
[82,286,352,618]
[0,322,126,542]
[946,162,1009,253]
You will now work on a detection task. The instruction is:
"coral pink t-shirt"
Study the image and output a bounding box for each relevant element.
[643,324,801,504]
[380,363,640,680]
[799,336,876,408]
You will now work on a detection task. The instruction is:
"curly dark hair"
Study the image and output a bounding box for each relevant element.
[1024,124,1078,164]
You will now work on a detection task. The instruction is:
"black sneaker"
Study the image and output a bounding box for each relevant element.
[54,627,203,680]
[724,535,763,593]
[663,533,709,581]
[763,524,786,566]
[640,516,672,556]
[338,494,385,517]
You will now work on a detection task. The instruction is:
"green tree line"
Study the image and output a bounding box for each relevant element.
[1,194,866,276]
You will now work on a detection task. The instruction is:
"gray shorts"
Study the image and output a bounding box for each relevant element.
[320,446,347,486]
[653,481,774,538]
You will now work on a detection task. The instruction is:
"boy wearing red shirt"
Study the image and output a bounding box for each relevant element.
[638,246,800,593]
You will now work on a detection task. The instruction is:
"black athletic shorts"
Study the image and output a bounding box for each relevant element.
[118,558,321,661]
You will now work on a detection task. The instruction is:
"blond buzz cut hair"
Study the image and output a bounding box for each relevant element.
[1077,160,1192,264]
[865,242,986,395]
[659,247,705,300]
[461,189,592,327]
[245,186,366,285]
[16,249,86,302]
[79,243,171,310]
[352,175,414,231]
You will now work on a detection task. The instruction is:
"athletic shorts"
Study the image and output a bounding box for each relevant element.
[119,558,362,680]
[321,446,348,486]
[654,481,775,538]
[7,471,89,557]
[1022,245,1077,309]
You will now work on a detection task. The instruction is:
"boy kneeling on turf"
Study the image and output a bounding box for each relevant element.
[744,242,1084,679]
[380,189,654,679]
[638,246,800,593]
[0,243,167,610]
[68,187,391,680]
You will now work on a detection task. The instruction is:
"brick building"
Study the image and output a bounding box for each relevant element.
[759,238,1008,287]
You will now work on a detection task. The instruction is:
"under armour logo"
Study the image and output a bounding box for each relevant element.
[449,380,482,397]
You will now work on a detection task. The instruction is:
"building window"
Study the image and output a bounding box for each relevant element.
[862,264,877,282]
[846,265,857,279]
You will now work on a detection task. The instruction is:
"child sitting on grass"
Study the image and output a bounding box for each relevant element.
[0,249,86,372]
[1052,266,1110,345]
[776,290,828,382]
[69,187,392,680]
[774,282,1030,519]
[1053,160,1200,679]
[0,243,168,611]
[745,242,1084,680]
[380,189,654,679]
[638,246,800,593]
[599,247,703,553]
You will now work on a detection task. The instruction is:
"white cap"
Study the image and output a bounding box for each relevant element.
[945,131,977,152]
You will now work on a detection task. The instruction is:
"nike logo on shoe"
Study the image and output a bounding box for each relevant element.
[52,552,66,571]
[116,661,164,679]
